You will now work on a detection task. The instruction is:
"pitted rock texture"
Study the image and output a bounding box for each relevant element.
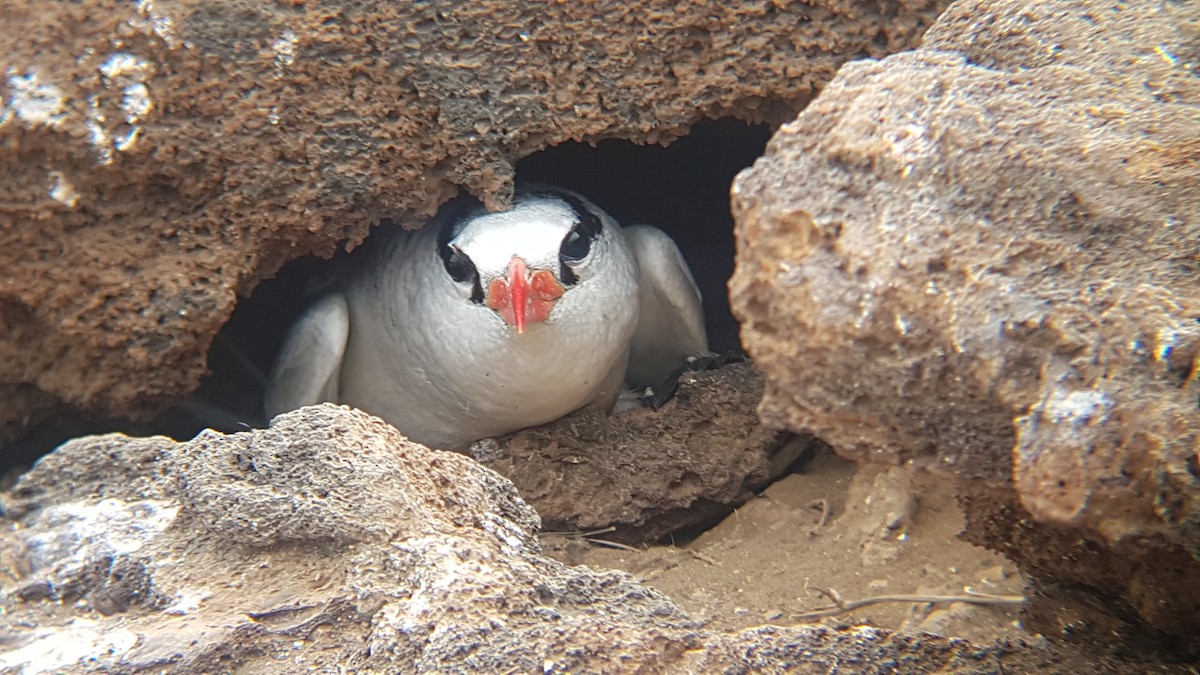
[478,362,793,542]
[730,0,1199,648]
[0,0,950,441]
[1,404,1089,674]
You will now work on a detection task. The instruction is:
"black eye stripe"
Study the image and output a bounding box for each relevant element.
[443,246,472,281]
[438,244,484,304]
[520,190,605,288]
[432,194,487,304]
[560,261,579,286]
[548,192,602,241]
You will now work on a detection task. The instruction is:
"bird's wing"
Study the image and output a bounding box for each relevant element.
[622,224,712,389]
[264,293,350,419]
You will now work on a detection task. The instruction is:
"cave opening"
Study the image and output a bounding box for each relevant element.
[173,117,773,441]
[0,118,773,480]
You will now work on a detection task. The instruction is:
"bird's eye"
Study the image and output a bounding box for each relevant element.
[441,245,484,303]
[443,246,474,282]
[559,226,593,262]
[548,193,603,286]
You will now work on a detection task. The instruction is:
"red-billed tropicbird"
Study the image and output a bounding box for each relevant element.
[264,186,709,450]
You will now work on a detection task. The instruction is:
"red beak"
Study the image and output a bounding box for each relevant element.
[486,257,565,334]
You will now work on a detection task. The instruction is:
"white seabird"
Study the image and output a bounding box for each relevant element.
[265,186,709,450]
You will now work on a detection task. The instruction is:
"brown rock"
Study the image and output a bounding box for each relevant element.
[478,361,793,541]
[845,464,917,566]
[730,0,1199,649]
[0,0,948,440]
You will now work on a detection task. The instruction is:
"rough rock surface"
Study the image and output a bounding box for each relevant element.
[730,0,1199,651]
[1,404,1090,674]
[0,0,949,441]
[478,362,795,542]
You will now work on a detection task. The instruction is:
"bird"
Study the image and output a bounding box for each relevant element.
[264,185,710,450]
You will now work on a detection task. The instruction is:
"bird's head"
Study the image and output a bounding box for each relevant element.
[435,188,620,334]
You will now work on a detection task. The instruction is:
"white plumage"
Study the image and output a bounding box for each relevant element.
[265,186,709,450]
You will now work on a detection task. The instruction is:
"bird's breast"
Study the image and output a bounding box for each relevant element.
[438,313,626,421]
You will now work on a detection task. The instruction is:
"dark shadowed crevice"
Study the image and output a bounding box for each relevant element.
[517,118,773,354]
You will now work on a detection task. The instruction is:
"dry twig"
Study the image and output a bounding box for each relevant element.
[791,587,1025,622]
[805,497,830,535]
[540,526,640,552]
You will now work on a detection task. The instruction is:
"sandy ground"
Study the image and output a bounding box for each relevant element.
[542,447,1030,646]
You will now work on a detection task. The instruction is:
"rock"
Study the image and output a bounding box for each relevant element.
[691,626,1055,674]
[0,404,1138,673]
[912,602,1016,647]
[0,405,689,672]
[0,0,950,441]
[730,0,1199,652]
[845,465,917,566]
[477,362,792,541]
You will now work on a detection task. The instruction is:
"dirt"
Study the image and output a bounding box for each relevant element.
[543,447,1029,647]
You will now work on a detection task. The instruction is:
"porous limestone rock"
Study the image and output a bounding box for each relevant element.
[1,404,1091,673]
[730,0,1199,650]
[479,362,796,542]
[0,0,950,441]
